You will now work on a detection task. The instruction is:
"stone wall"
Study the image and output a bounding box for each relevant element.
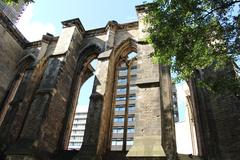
[188,67,240,160]
[0,4,177,160]
[0,17,25,109]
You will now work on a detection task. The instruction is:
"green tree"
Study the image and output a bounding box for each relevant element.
[145,0,240,92]
[3,0,33,4]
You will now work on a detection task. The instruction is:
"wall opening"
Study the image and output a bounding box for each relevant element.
[111,51,137,151]
[67,59,97,150]
[174,81,199,156]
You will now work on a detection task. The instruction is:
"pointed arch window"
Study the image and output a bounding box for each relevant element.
[111,51,137,151]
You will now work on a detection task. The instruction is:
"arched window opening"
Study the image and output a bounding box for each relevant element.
[174,81,199,156]
[0,72,25,125]
[67,59,97,150]
[127,52,137,60]
[111,51,137,151]
[0,54,36,126]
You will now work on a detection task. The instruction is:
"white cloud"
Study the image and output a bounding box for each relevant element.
[16,4,55,41]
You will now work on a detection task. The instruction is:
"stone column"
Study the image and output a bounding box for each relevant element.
[77,92,103,159]
[127,44,166,159]
[105,21,118,50]
[159,66,177,160]
[75,50,112,160]
[127,5,171,159]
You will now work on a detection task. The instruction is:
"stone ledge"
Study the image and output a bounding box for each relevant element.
[136,79,159,88]
[127,136,166,158]
[98,49,112,59]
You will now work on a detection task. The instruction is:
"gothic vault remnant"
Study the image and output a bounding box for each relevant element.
[0,4,239,160]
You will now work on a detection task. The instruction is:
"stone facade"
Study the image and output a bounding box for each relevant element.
[0,3,239,160]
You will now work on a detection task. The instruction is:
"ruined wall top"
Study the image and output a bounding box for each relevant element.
[0,4,150,51]
[0,10,28,48]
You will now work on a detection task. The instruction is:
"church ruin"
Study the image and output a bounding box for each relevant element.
[0,4,239,160]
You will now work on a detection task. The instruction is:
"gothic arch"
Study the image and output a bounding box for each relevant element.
[97,38,138,152]
[113,38,137,62]
[61,44,103,149]
[0,53,36,125]
[17,53,37,70]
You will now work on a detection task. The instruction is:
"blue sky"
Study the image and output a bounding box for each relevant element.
[25,0,152,35]
[32,0,148,31]
[17,0,186,121]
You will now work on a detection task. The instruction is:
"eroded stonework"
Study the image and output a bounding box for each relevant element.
[0,4,239,160]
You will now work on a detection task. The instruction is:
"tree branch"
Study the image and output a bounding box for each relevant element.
[198,0,240,21]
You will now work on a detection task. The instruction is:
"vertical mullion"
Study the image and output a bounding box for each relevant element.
[123,60,132,151]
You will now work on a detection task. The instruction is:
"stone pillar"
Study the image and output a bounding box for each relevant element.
[75,50,112,160]
[37,33,54,60]
[77,92,103,159]
[159,66,177,160]
[127,44,166,159]
[105,21,118,50]
[127,5,174,159]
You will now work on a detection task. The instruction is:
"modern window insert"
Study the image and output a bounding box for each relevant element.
[111,52,137,151]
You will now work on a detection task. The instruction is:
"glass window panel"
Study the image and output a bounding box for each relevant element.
[113,128,118,133]
[112,140,117,145]
[118,66,127,71]
[128,105,135,111]
[117,88,127,93]
[131,66,137,70]
[116,141,123,145]
[115,106,125,111]
[119,70,128,75]
[118,78,127,83]
[113,127,124,133]
[129,94,136,100]
[127,140,134,145]
[128,116,135,122]
[173,103,177,108]
[112,139,123,146]
[114,117,124,123]
[173,94,177,99]
[127,127,135,133]
[130,86,137,91]
[116,97,126,101]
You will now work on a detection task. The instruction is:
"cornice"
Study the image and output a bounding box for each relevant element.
[85,21,138,37]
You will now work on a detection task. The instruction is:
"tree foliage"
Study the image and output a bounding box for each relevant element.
[145,0,240,91]
[3,0,33,4]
